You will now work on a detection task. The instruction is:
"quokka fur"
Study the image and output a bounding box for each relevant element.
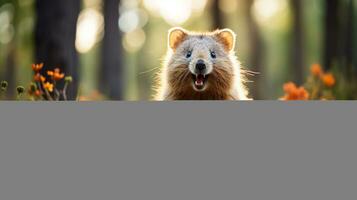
[154,27,251,100]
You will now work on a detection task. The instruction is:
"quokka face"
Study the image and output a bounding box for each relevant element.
[157,27,249,100]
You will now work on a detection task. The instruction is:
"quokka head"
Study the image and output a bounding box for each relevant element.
[165,27,238,93]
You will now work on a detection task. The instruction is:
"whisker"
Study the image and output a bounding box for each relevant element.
[182,70,190,83]
[179,70,189,85]
[138,67,161,76]
[241,69,260,76]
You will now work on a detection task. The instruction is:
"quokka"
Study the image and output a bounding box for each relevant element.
[155,27,251,100]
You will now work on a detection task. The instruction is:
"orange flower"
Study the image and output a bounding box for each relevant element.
[34,90,42,97]
[281,82,309,100]
[310,64,323,77]
[322,73,336,87]
[283,82,296,94]
[43,82,54,92]
[47,70,54,76]
[34,73,46,82]
[296,87,309,100]
[54,68,65,80]
[29,89,42,97]
[47,68,65,81]
[32,63,44,72]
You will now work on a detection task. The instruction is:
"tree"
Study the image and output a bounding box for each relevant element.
[3,46,16,98]
[99,0,123,100]
[1,0,18,98]
[324,0,356,76]
[244,0,264,99]
[344,0,355,77]
[323,0,339,71]
[211,0,223,29]
[353,0,357,72]
[35,0,80,100]
[290,0,304,85]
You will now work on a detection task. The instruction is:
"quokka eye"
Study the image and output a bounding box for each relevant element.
[186,51,192,58]
[210,51,217,59]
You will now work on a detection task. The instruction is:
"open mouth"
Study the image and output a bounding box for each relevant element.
[192,74,208,91]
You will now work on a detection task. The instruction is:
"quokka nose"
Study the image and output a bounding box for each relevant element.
[195,60,206,72]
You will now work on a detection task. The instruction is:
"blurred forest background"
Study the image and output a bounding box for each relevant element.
[0,0,356,100]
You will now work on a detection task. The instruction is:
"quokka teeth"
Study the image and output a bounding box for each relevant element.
[195,74,206,78]
[195,80,203,86]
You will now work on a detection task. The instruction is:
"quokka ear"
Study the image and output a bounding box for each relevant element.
[168,27,188,50]
[215,29,236,52]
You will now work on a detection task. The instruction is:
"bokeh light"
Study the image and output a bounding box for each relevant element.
[119,9,148,33]
[143,0,207,25]
[119,10,140,33]
[252,0,289,25]
[191,0,208,13]
[75,8,104,53]
[123,28,146,53]
[0,3,15,44]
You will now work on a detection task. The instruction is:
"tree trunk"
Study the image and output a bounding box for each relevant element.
[100,0,123,100]
[324,0,356,75]
[4,45,16,98]
[291,0,304,85]
[345,0,354,77]
[35,0,80,100]
[244,0,264,99]
[353,0,357,72]
[211,0,223,29]
[323,0,339,70]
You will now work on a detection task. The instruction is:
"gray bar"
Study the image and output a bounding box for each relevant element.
[0,102,356,200]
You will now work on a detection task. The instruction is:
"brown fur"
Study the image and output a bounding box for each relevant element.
[154,28,250,101]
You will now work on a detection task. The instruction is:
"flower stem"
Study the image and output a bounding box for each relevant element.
[39,82,53,101]
[62,82,68,101]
